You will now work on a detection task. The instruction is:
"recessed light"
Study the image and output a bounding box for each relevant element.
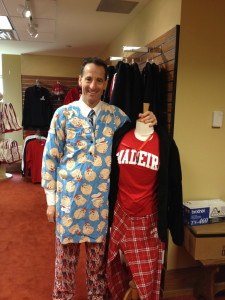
[0,16,13,30]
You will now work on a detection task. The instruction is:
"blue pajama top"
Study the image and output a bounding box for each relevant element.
[41,100,129,244]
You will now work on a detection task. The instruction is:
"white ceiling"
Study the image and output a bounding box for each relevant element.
[0,0,150,58]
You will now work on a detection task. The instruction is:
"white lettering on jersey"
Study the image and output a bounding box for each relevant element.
[117,150,124,164]
[129,149,137,165]
[146,152,152,168]
[121,149,129,164]
[137,150,147,167]
[151,154,159,170]
[116,149,159,170]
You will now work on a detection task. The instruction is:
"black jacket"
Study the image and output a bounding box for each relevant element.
[22,85,53,129]
[109,62,143,124]
[108,122,184,246]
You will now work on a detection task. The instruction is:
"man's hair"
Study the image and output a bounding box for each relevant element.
[80,57,108,80]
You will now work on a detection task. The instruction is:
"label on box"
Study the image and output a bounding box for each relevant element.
[210,206,225,218]
[190,207,209,225]
[183,199,225,226]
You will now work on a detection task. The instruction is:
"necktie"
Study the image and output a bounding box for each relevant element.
[88,109,95,127]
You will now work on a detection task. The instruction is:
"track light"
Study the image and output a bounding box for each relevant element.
[17,0,31,18]
[27,16,38,38]
[27,22,38,38]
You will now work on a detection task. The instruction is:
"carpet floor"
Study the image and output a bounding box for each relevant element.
[0,172,224,300]
[0,173,87,300]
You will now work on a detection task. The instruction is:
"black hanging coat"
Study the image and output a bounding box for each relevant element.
[109,61,143,124]
[22,85,53,129]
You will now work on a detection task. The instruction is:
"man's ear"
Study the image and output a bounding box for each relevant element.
[78,75,82,87]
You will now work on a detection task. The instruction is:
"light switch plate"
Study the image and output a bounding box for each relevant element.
[212,111,223,128]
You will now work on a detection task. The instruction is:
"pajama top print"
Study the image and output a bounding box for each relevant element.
[41,100,129,244]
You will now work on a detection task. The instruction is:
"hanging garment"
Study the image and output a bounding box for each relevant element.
[130,62,143,122]
[102,65,116,103]
[25,139,46,183]
[141,63,164,125]
[21,134,47,176]
[52,82,64,96]
[52,82,64,101]
[0,103,22,134]
[64,87,81,104]
[109,61,142,124]
[109,72,116,101]
[22,85,53,129]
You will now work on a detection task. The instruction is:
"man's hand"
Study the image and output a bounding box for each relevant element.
[138,111,157,126]
[47,205,56,223]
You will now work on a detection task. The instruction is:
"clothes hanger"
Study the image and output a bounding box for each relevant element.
[36,79,41,87]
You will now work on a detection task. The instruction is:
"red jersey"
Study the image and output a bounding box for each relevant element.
[26,139,46,183]
[116,129,159,216]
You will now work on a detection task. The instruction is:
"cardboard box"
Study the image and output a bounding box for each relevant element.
[184,223,225,260]
[183,199,225,226]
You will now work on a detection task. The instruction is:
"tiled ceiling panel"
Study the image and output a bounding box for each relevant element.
[0,0,150,57]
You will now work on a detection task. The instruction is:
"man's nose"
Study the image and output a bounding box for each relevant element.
[90,80,97,89]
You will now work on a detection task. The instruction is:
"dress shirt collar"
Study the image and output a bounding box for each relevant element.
[77,96,102,117]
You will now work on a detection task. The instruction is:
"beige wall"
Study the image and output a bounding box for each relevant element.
[175,0,225,201]
[167,0,225,269]
[21,55,83,77]
[100,0,182,59]
[2,54,23,146]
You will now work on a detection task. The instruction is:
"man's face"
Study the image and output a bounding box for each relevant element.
[79,63,107,108]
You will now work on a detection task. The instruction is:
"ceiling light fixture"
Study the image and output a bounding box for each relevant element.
[27,21,38,38]
[123,46,149,53]
[0,30,17,40]
[17,0,31,18]
[110,56,123,61]
[27,16,38,38]
[0,16,13,30]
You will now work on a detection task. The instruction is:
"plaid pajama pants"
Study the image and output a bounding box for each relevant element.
[53,238,108,300]
[107,202,165,300]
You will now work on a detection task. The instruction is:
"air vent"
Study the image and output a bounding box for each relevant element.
[96,0,138,14]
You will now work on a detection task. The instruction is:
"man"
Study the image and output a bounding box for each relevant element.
[41,57,157,300]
